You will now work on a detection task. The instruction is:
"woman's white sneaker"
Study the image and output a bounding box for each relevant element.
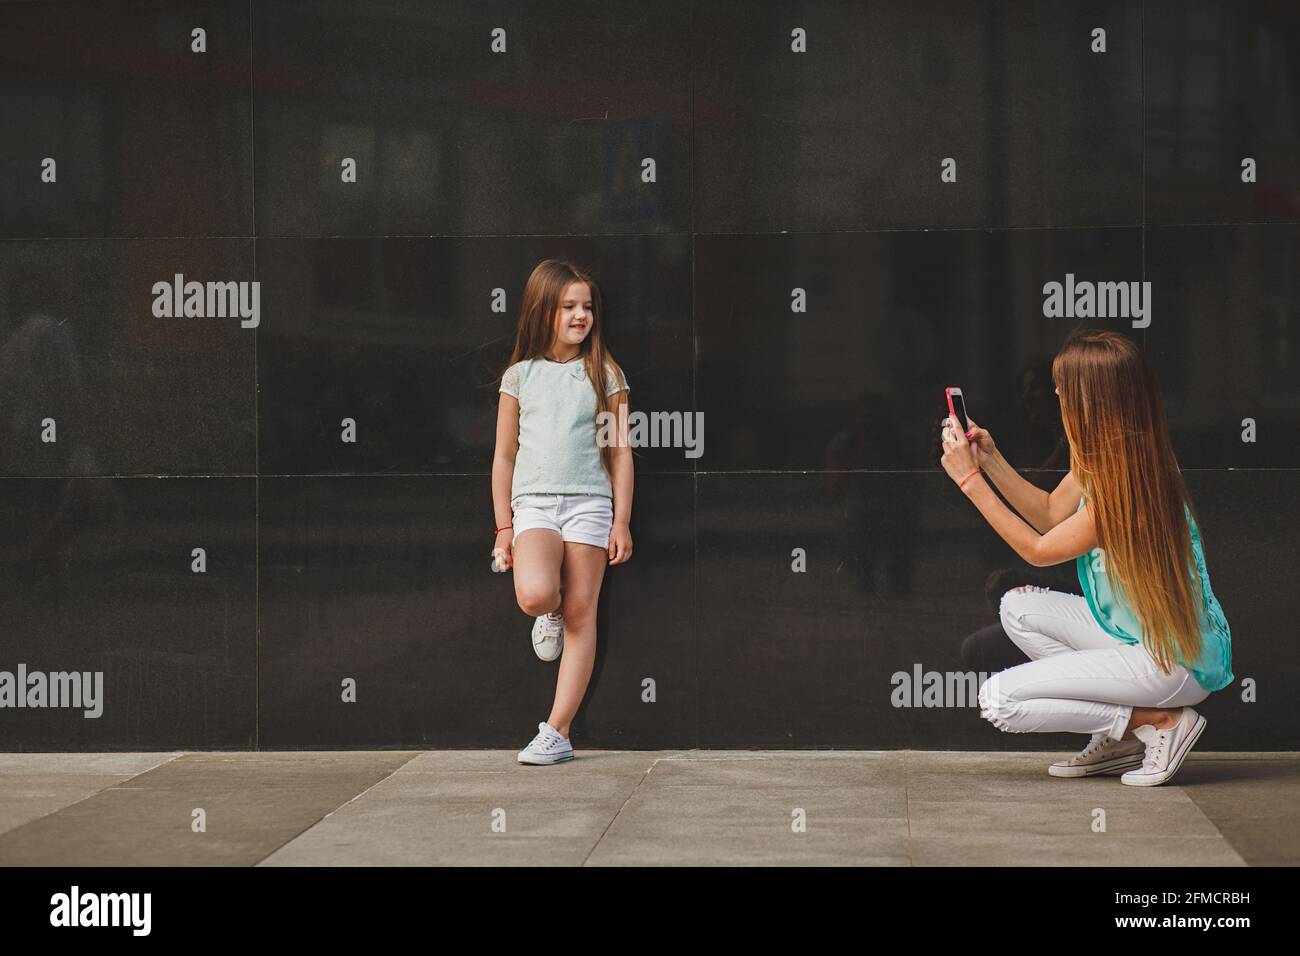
[517,721,574,765]
[1121,707,1207,787]
[1048,733,1146,777]
[532,611,563,661]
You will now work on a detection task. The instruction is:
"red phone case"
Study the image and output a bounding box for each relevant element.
[945,387,971,437]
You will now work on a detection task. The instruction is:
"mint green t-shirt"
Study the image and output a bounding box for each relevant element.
[499,357,630,500]
[1075,495,1233,692]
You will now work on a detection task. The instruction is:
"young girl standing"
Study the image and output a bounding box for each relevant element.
[491,259,634,765]
[941,330,1232,786]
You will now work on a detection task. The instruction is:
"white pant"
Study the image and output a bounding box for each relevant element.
[978,585,1210,740]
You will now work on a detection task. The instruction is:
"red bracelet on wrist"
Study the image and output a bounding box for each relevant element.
[494,525,512,534]
[958,467,981,490]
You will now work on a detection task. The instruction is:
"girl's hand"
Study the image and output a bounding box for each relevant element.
[940,415,981,486]
[963,415,997,467]
[493,529,514,571]
[608,521,633,565]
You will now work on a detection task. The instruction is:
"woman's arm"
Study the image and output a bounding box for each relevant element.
[492,393,520,531]
[980,448,1048,532]
[963,416,1058,532]
[943,415,1093,566]
[962,472,1097,567]
[983,450,1083,534]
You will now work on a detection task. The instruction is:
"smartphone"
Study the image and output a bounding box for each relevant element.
[945,386,972,437]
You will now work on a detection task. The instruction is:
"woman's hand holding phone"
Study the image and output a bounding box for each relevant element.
[940,415,981,486]
[963,416,997,467]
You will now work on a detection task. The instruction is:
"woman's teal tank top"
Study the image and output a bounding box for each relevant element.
[1075,494,1233,692]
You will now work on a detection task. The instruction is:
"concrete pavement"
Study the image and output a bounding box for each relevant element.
[0,750,1295,866]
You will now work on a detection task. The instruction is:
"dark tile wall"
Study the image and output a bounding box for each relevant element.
[1,0,1296,750]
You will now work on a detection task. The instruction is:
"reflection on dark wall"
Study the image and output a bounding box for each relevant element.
[0,1,1296,750]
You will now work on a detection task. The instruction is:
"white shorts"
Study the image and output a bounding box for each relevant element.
[510,493,613,549]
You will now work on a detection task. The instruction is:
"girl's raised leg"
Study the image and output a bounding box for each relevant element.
[511,528,564,616]
[545,541,608,737]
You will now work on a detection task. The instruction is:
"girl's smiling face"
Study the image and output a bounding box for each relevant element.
[554,281,593,348]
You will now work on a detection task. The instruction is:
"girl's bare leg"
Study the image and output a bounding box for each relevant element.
[1122,706,1182,739]
[511,529,564,616]
[546,541,608,737]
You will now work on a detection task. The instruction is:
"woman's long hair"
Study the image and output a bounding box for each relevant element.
[1052,329,1204,674]
[499,258,628,479]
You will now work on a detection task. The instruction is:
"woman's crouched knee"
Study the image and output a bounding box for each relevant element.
[998,584,1046,634]
[978,675,1020,733]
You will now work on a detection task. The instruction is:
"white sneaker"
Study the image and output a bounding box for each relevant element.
[531,611,563,661]
[1121,707,1207,787]
[1048,733,1146,777]
[517,721,574,765]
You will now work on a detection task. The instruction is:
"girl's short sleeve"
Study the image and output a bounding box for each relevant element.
[499,363,521,398]
[604,363,630,396]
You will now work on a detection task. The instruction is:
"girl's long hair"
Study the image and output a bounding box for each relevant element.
[1053,329,1204,674]
[500,258,628,479]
